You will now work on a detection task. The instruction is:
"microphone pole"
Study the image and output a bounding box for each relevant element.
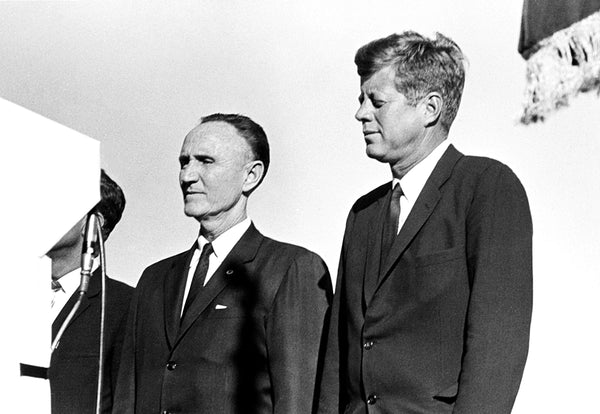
[51,213,108,414]
[51,213,98,352]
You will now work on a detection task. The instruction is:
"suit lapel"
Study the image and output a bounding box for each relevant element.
[379,183,441,280]
[163,248,195,349]
[174,224,263,347]
[373,145,463,298]
[51,269,101,340]
[363,187,391,306]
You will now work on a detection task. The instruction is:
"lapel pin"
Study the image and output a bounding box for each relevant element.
[226,269,234,275]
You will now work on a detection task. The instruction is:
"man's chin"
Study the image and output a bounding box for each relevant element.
[183,207,206,220]
[365,147,387,163]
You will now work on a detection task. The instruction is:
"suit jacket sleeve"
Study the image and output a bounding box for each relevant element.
[316,211,354,414]
[454,164,533,413]
[104,282,134,414]
[112,280,140,414]
[265,251,332,414]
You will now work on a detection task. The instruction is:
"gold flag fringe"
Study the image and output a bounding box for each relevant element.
[520,11,600,124]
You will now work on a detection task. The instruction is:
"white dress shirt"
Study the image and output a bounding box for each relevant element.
[181,218,252,316]
[392,140,451,234]
[50,258,100,323]
[50,268,82,323]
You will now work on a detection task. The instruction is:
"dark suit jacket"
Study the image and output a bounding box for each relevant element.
[113,223,332,414]
[49,271,133,414]
[317,145,533,414]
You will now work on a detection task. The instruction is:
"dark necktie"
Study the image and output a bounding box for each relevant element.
[381,183,403,260]
[181,242,213,321]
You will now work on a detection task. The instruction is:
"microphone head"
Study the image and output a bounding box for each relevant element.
[81,213,98,272]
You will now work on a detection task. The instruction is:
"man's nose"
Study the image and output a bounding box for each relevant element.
[355,102,372,122]
[180,166,200,183]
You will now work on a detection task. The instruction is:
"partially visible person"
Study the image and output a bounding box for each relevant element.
[113,113,332,414]
[47,169,132,414]
[318,31,533,413]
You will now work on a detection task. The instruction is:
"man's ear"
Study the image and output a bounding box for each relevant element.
[422,92,443,127]
[242,160,265,194]
[95,212,105,237]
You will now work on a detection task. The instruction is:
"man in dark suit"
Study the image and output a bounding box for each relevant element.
[317,32,533,414]
[47,169,132,414]
[113,113,332,414]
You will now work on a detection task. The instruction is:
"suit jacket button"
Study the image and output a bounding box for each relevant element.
[166,361,177,370]
[367,394,378,405]
[363,341,374,350]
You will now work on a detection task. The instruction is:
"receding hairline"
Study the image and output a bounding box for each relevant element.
[183,120,256,161]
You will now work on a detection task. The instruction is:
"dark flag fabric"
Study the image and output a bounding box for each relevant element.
[518,0,600,124]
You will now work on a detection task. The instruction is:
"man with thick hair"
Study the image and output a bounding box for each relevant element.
[47,169,132,414]
[114,113,332,413]
[318,32,532,413]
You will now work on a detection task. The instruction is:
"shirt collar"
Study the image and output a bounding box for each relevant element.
[197,217,252,259]
[55,266,85,297]
[56,258,100,288]
[393,140,450,202]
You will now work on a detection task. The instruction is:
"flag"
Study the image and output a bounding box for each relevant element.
[518,0,600,124]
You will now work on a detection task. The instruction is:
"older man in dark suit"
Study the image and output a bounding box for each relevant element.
[47,170,132,414]
[317,32,533,414]
[114,113,332,414]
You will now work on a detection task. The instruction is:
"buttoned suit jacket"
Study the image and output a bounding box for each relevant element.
[317,145,533,414]
[49,270,133,414]
[113,223,332,414]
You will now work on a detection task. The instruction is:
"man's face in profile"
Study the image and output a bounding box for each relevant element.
[47,216,85,256]
[179,121,252,222]
[355,65,426,166]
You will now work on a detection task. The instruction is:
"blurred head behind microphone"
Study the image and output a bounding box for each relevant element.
[46,169,125,279]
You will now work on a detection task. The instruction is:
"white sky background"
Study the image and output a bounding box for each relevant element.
[1,1,599,412]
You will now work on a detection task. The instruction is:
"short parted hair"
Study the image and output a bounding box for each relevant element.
[91,169,126,241]
[200,113,270,183]
[355,31,466,131]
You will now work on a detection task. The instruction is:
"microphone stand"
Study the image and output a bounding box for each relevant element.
[94,217,106,414]
[49,213,107,414]
[50,213,98,352]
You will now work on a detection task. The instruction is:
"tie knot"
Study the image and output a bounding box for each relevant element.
[391,182,403,201]
[51,279,63,292]
[200,242,213,258]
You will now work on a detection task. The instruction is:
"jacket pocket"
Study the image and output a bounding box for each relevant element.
[415,245,464,268]
[414,246,466,302]
[432,382,458,404]
[205,309,245,319]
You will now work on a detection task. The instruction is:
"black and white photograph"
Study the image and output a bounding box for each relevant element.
[1,1,599,413]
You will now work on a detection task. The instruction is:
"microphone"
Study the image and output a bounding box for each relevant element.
[52,212,101,353]
[80,213,98,294]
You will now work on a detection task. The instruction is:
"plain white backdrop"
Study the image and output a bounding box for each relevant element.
[1,1,599,412]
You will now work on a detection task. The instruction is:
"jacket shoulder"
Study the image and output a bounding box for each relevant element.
[455,154,516,176]
[351,182,390,213]
[259,235,326,267]
[105,276,134,292]
[105,277,134,305]
[145,250,188,271]
[136,250,189,287]
[255,235,331,305]
[446,154,531,221]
